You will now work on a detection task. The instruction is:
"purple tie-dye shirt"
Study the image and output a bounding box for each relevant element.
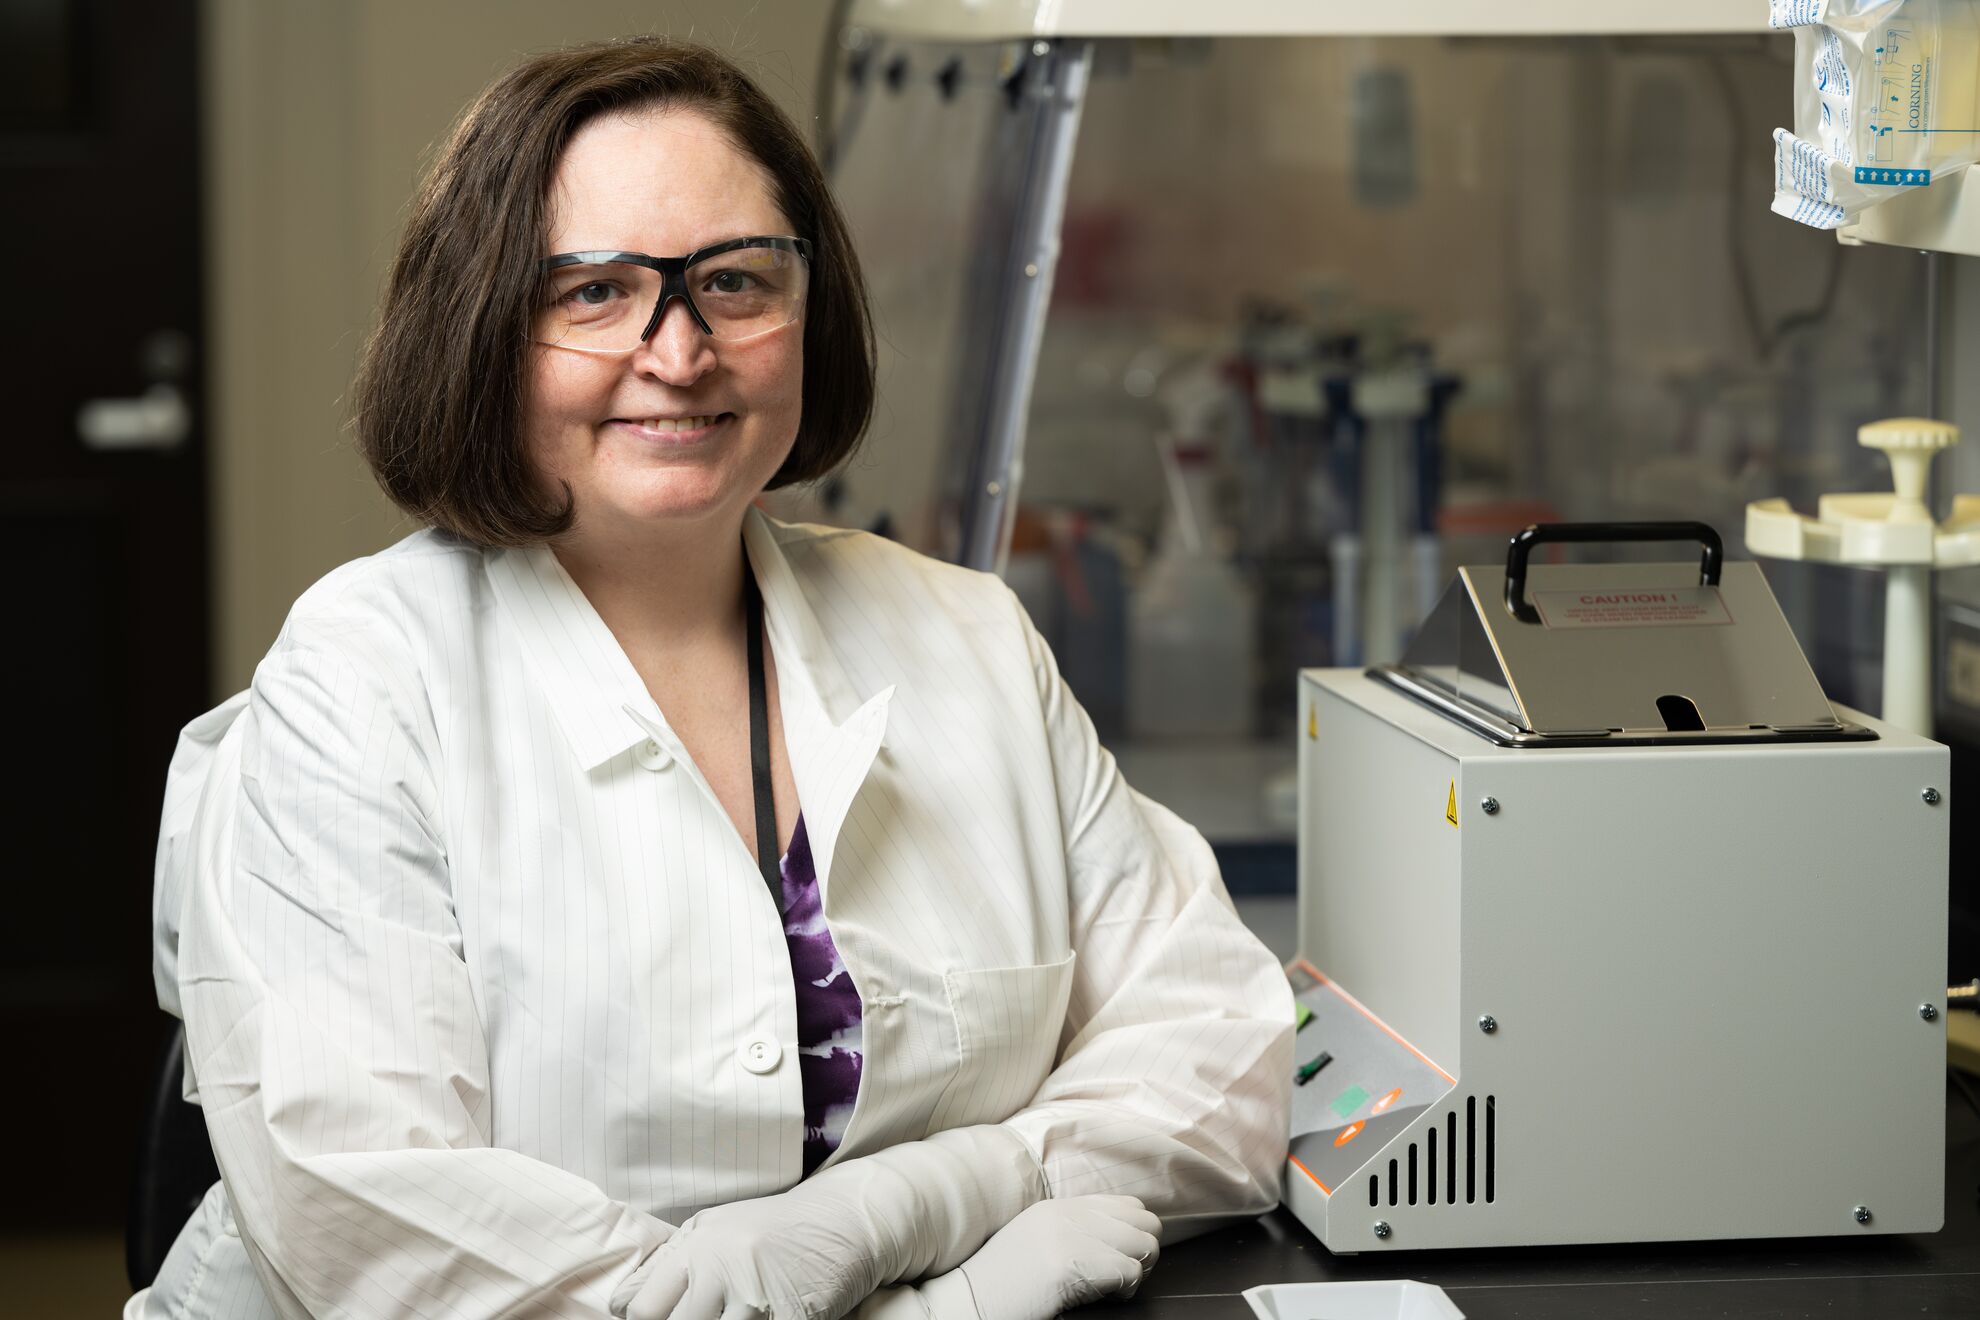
[777,815,863,1174]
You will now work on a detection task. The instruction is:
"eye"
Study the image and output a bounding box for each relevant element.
[568,281,618,306]
[707,270,759,295]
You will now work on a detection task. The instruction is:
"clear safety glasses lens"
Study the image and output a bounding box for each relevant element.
[533,248,809,352]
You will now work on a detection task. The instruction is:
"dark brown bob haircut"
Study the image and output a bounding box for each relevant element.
[353,36,874,546]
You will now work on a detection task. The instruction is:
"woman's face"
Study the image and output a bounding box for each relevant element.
[527,107,803,544]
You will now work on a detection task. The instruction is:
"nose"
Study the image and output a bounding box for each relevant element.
[631,295,717,385]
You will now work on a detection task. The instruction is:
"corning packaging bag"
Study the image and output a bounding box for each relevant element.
[1770,0,1980,229]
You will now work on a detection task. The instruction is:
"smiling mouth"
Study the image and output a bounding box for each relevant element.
[618,413,731,433]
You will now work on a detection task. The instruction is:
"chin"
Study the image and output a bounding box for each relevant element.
[593,479,755,531]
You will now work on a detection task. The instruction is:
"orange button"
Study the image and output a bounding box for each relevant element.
[1371,1088,1404,1115]
[1333,1121,1366,1147]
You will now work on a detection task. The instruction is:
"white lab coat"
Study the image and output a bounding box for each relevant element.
[129,509,1293,1319]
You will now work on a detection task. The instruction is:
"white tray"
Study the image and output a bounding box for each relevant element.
[1242,1281,1464,1320]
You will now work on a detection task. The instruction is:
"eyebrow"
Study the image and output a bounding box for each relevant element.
[543,231,795,258]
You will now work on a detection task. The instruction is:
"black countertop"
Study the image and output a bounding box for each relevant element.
[1115,1077,1980,1319]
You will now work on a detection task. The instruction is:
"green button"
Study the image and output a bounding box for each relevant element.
[1330,1085,1369,1119]
[1295,1002,1314,1031]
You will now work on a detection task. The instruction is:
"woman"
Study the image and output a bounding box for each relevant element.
[131,37,1291,1320]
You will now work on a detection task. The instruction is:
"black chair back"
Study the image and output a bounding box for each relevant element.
[126,1021,220,1290]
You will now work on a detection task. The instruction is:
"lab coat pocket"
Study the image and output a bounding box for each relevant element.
[928,950,1077,1132]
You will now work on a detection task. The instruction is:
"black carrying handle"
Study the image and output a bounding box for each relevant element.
[1504,521,1723,623]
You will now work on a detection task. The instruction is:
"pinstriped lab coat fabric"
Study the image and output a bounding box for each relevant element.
[131,510,1294,1319]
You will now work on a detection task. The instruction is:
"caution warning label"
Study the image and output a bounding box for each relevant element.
[1445,780,1459,828]
[1532,586,1733,631]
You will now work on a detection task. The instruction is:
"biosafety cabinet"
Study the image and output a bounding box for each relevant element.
[815,4,1956,909]
[1288,524,1948,1251]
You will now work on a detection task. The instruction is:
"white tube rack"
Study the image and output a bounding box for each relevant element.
[1745,417,1974,735]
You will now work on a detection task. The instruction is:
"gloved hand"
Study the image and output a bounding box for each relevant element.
[613,1126,1045,1320]
[619,1188,873,1320]
[860,1195,1163,1320]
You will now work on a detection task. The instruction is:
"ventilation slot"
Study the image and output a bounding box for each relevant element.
[1374,1139,1430,1206]
[1358,1096,1499,1209]
[1396,1096,1500,1207]
[1427,1126,1438,1204]
[1446,1110,1456,1200]
[1466,1096,1477,1203]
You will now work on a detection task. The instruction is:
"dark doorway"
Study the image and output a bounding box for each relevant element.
[0,0,208,1229]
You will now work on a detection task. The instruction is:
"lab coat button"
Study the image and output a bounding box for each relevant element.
[739,1036,782,1074]
[635,739,670,770]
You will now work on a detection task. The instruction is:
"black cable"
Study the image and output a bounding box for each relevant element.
[743,558,781,915]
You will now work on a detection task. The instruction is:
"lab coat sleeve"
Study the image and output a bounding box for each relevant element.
[175,620,672,1319]
[999,589,1295,1242]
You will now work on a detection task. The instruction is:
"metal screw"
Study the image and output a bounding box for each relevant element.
[1480,796,1500,816]
[1032,40,1051,57]
[1922,1003,1940,1022]
[1023,262,1040,278]
[1924,787,1942,805]
[1853,1205,1872,1224]
[986,481,1003,497]
[1372,1220,1392,1239]
[1478,1015,1498,1034]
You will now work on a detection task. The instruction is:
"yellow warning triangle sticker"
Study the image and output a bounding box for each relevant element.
[1445,780,1459,828]
[1307,706,1317,739]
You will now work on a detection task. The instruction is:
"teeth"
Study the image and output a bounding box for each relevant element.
[640,415,719,432]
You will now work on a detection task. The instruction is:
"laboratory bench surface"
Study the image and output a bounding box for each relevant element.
[1114,1077,1980,1319]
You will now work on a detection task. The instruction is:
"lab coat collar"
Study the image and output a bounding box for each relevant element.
[741,507,886,732]
[744,509,895,886]
[483,511,894,825]
[483,537,657,772]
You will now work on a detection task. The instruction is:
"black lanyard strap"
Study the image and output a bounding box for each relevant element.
[743,555,781,914]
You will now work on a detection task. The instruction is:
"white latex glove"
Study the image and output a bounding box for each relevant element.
[619,1189,867,1320]
[860,1195,1163,1320]
[613,1126,1045,1320]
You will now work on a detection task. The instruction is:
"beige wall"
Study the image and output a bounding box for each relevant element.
[202,0,833,695]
